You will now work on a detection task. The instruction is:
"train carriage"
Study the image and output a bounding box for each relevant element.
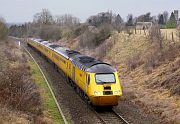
[27,38,122,106]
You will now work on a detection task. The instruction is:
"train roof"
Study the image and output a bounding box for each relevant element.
[70,54,116,72]
[66,50,80,57]
[86,64,116,73]
[30,38,115,73]
[31,38,80,59]
[54,47,70,59]
[49,44,61,49]
[41,41,49,44]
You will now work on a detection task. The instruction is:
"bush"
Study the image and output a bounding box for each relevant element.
[73,24,88,37]
[0,18,8,40]
[0,65,41,114]
[127,53,143,71]
[79,24,112,49]
[126,28,133,36]
[143,43,180,73]
[61,26,73,39]
[148,24,163,48]
[96,39,114,59]
[126,40,180,73]
[39,25,62,40]
[166,22,177,29]
[143,47,160,73]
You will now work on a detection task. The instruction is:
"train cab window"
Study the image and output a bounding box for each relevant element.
[95,73,115,84]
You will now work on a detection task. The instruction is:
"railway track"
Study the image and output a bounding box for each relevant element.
[19,39,130,124]
[94,108,129,124]
[21,43,68,124]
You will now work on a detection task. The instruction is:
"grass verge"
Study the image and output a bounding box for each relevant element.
[29,60,64,124]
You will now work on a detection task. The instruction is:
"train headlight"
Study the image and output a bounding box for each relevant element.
[94,91,101,96]
[114,90,121,94]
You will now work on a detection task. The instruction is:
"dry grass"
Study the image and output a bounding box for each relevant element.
[0,105,32,124]
[128,58,180,123]
[161,29,179,41]
[94,37,114,60]
[128,28,179,42]
[0,39,42,123]
[55,29,180,123]
[104,33,149,73]
[0,65,42,114]
[104,32,180,123]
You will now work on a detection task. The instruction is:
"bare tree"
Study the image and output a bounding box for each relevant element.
[137,12,152,22]
[54,15,63,26]
[87,11,113,27]
[55,14,80,26]
[33,9,53,25]
[163,11,169,24]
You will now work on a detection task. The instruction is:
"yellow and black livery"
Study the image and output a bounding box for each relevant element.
[27,38,122,106]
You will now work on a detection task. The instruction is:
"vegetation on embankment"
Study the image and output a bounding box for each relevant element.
[29,60,64,124]
[0,39,41,123]
[7,8,180,123]
[0,38,63,124]
[0,18,8,40]
[0,17,63,123]
[59,25,180,123]
[104,27,180,123]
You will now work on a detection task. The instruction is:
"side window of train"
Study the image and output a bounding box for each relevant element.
[87,74,90,85]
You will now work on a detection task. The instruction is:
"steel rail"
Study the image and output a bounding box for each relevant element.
[22,44,68,124]
[112,109,130,124]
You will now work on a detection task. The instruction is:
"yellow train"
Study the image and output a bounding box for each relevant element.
[27,38,122,106]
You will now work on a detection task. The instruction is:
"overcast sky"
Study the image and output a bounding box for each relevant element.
[0,0,180,23]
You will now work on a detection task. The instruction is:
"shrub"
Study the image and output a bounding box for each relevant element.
[127,53,143,71]
[79,24,112,49]
[125,28,133,36]
[39,25,62,40]
[96,39,114,60]
[0,65,42,114]
[148,24,163,49]
[143,42,180,73]
[0,18,8,40]
[61,26,73,39]
[143,47,160,73]
[73,24,88,38]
